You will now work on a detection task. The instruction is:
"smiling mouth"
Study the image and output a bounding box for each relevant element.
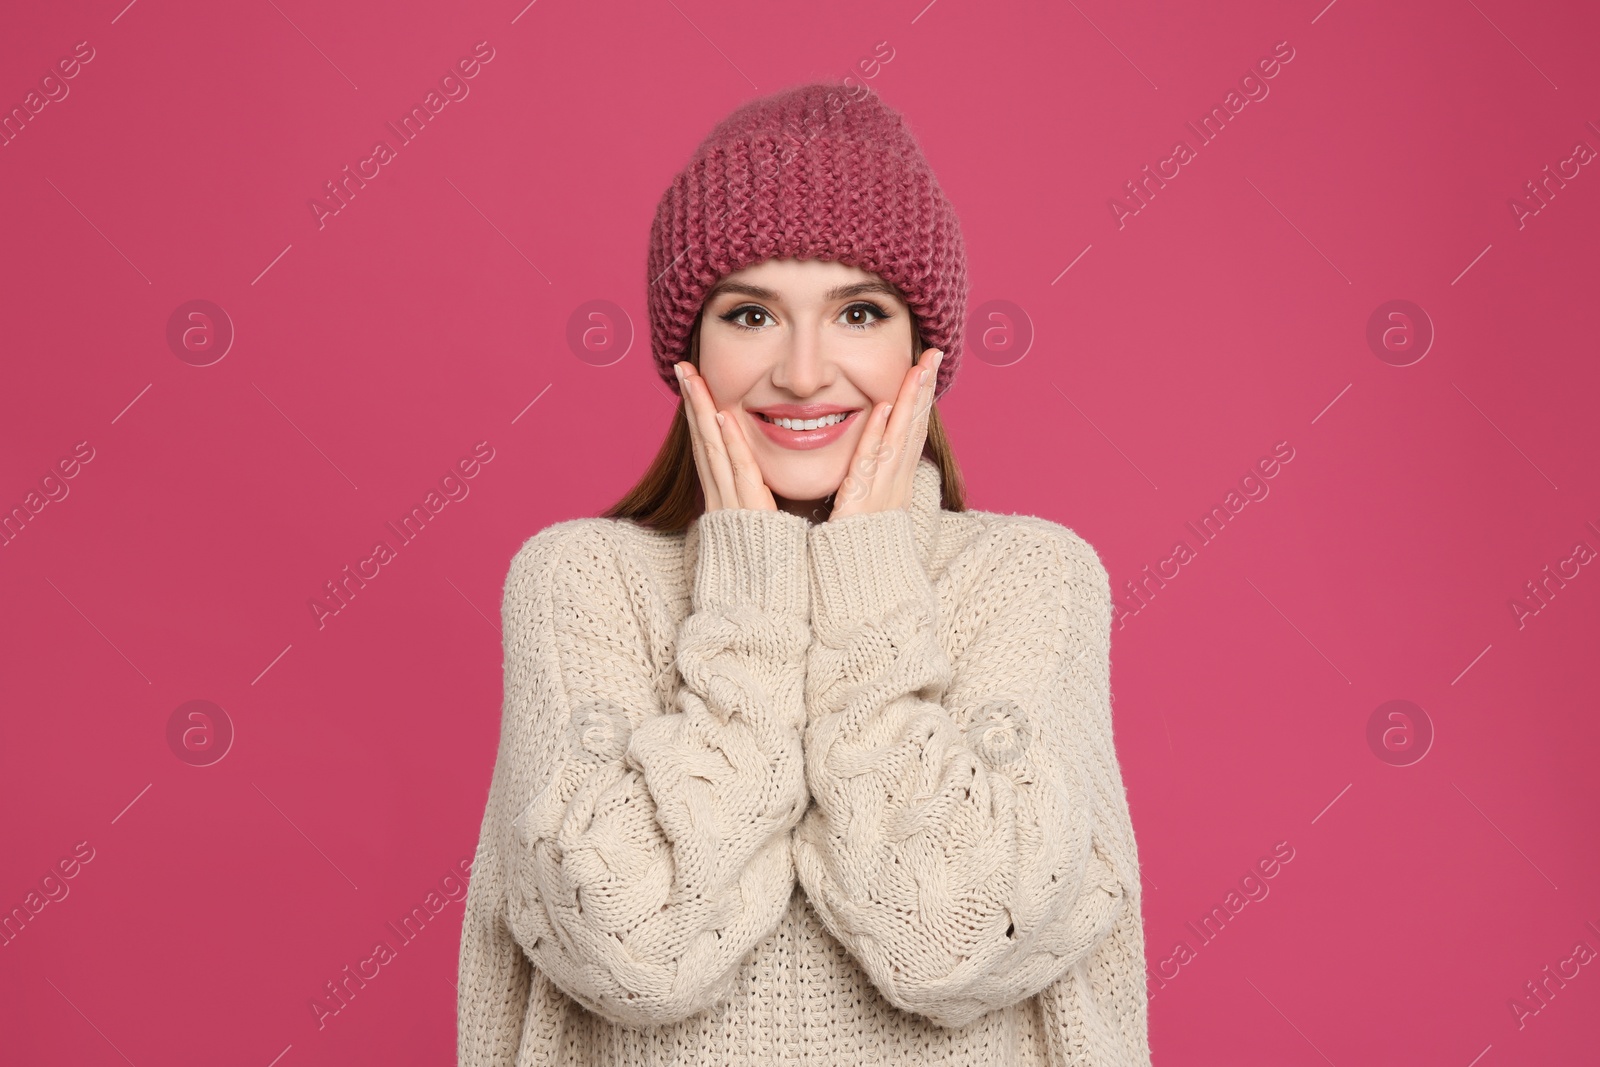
[754,411,858,430]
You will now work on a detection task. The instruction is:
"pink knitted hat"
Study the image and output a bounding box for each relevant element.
[646,82,969,400]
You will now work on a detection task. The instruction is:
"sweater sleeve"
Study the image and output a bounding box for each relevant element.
[793,509,1136,1032]
[457,731,534,1066]
[464,510,813,1039]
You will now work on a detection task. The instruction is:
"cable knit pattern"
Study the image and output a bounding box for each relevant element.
[504,508,811,1028]
[458,458,1151,1066]
[797,505,1126,1032]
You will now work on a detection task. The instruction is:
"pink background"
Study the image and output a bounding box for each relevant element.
[3,0,1597,1063]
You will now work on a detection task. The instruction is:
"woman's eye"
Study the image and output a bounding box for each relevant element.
[840,302,889,329]
[719,301,890,332]
[722,306,772,331]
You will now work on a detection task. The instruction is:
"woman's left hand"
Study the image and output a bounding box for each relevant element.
[829,348,943,520]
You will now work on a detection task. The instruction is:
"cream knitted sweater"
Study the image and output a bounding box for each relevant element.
[457,456,1150,1066]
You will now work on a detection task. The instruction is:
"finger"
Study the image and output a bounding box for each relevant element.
[678,364,715,511]
[678,364,722,511]
[899,349,942,500]
[834,400,893,515]
[879,352,933,475]
[718,409,774,510]
[688,374,740,508]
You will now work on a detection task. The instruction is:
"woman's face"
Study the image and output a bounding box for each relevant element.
[695,257,917,511]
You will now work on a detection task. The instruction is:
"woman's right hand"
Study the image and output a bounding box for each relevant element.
[675,361,778,512]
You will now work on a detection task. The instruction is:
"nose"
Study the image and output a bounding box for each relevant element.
[770,320,827,397]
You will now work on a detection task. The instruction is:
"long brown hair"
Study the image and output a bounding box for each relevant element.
[602,305,966,531]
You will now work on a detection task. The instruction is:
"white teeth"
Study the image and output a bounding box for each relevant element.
[766,412,848,430]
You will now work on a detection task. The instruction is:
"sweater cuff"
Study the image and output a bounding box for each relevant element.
[692,507,811,616]
[807,507,935,629]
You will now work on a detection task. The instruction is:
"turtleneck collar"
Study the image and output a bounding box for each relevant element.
[681,455,945,580]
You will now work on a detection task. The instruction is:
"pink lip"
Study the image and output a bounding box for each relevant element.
[749,409,861,451]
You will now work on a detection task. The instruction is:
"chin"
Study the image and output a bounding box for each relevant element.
[760,454,848,504]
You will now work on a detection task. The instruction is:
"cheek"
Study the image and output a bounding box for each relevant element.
[865,364,909,405]
[852,333,916,404]
[696,358,761,407]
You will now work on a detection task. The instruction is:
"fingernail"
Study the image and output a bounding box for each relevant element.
[715,411,725,426]
[920,368,931,385]
[884,403,894,418]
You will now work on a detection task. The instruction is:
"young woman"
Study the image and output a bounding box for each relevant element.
[458,82,1150,1066]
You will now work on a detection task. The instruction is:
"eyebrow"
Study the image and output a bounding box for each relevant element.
[703,279,905,304]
